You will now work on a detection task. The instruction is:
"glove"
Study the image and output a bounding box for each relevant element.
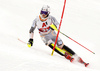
[27,39,33,47]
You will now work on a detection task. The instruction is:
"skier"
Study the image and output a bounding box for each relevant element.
[27,5,89,67]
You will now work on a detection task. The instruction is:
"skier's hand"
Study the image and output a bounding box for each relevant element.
[27,39,33,47]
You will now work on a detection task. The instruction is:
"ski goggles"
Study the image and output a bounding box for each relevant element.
[41,11,48,15]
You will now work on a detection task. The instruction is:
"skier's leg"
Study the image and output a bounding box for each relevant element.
[62,45,75,56]
[40,35,64,56]
[49,31,74,62]
[51,31,75,56]
[48,43,64,56]
[40,35,74,62]
[62,45,89,65]
[48,42,74,62]
[40,31,74,62]
[51,31,89,65]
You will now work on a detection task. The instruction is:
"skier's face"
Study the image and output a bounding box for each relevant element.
[42,14,47,18]
[41,11,48,18]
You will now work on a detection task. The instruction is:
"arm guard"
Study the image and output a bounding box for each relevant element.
[51,16,59,29]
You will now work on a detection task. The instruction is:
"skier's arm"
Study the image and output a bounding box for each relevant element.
[29,27,36,39]
[28,18,37,47]
[51,16,59,30]
[29,18,37,39]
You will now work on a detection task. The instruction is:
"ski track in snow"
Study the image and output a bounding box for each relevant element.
[0,0,100,71]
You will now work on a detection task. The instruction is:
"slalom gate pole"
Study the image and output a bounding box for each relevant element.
[50,24,95,54]
[60,32,95,54]
[51,0,66,56]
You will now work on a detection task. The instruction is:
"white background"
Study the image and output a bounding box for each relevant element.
[0,0,100,71]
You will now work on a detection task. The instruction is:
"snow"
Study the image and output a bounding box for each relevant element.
[0,0,100,71]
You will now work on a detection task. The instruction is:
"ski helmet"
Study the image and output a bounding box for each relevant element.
[40,5,50,15]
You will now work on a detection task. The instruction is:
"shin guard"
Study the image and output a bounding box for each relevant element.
[49,43,65,56]
[62,45,75,55]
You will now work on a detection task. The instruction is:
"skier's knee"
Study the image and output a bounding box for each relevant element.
[45,40,53,46]
[57,40,64,48]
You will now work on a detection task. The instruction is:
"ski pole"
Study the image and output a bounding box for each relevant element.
[50,24,95,54]
[18,38,27,44]
[51,0,66,56]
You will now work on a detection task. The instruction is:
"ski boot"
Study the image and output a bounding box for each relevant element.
[64,52,74,62]
[78,57,89,67]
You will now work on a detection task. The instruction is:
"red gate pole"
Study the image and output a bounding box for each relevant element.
[51,0,66,55]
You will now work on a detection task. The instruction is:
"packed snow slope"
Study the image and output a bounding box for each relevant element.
[0,0,100,71]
